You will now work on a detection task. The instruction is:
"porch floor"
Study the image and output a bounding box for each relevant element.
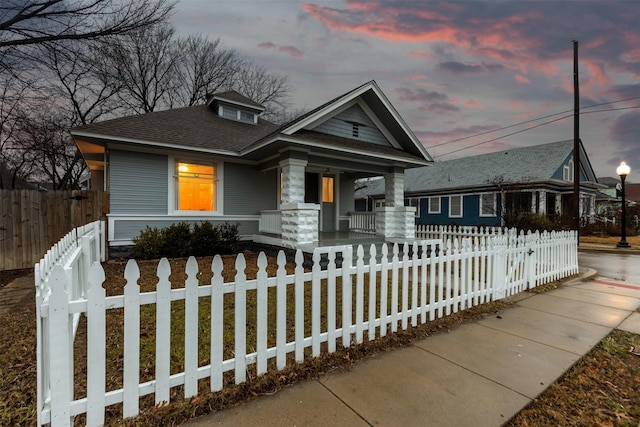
[253,231,419,263]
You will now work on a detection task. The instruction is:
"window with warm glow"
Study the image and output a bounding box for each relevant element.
[322,176,334,203]
[176,162,217,211]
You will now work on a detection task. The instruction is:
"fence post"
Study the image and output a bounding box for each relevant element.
[86,263,106,427]
[48,265,72,427]
[493,237,506,300]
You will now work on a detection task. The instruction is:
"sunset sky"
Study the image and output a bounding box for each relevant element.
[172,1,640,181]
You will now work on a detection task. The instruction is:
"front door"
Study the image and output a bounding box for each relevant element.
[321,175,336,232]
[305,172,337,232]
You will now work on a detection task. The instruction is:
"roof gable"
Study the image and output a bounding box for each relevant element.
[280,80,432,161]
[356,140,600,197]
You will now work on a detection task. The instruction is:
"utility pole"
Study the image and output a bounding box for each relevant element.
[573,40,580,243]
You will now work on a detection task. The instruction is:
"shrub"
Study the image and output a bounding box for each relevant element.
[192,221,220,256]
[131,221,241,259]
[217,222,239,254]
[132,226,163,260]
[503,212,556,233]
[160,222,193,258]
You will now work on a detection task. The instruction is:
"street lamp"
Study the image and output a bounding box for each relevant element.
[616,161,631,248]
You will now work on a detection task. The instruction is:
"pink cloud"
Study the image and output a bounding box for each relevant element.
[515,74,530,84]
[258,42,304,57]
[279,45,304,57]
[258,42,277,49]
[463,99,484,108]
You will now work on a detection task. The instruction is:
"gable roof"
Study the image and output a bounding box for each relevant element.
[278,80,433,162]
[207,90,266,112]
[357,140,600,197]
[72,105,280,155]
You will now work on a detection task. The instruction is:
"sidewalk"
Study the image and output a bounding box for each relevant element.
[184,269,640,427]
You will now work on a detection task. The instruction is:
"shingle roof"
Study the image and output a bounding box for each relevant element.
[72,105,281,153]
[357,140,589,197]
[209,90,265,111]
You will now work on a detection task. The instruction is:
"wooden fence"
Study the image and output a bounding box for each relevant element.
[35,227,578,426]
[0,190,107,271]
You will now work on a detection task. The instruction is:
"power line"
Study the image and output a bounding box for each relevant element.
[433,104,640,159]
[429,95,640,150]
[433,113,573,158]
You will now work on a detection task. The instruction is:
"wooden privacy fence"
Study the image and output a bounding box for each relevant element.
[35,226,578,426]
[0,189,107,270]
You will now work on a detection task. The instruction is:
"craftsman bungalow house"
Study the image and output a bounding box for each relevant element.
[355,140,603,227]
[72,81,433,255]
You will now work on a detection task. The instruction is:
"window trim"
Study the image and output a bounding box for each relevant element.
[479,192,497,217]
[428,196,441,214]
[449,195,463,218]
[169,157,223,216]
[405,197,421,217]
[563,159,574,182]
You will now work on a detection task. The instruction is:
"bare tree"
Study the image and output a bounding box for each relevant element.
[0,0,174,48]
[13,107,87,189]
[38,41,125,125]
[232,61,293,122]
[170,35,238,107]
[99,24,182,113]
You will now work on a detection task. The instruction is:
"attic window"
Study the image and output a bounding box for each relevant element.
[219,105,257,124]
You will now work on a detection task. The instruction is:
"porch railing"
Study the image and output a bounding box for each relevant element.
[259,210,282,234]
[349,211,376,233]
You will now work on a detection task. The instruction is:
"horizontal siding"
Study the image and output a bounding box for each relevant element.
[110,150,168,214]
[224,163,277,215]
[113,219,259,240]
[339,176,355,215]
[314,104,391,146]
[416,194,501,227]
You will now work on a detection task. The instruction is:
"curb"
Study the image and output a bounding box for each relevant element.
[563,267,598,286]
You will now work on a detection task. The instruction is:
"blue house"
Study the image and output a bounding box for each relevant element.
[355,140,603,227]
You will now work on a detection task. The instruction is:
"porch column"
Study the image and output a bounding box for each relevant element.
[531,192,537,213]
[376,170,415,240]
[280,158,306,204]
[538,191,547,215]
[555,193,562,215]
[279,158,319,248]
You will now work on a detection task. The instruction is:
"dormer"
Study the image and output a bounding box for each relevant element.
[207,90,265,124]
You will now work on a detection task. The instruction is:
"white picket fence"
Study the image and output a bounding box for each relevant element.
[34,220,105,427]
[35,225,578,426]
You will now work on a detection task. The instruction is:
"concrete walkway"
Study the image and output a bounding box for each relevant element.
[184,270,640,427]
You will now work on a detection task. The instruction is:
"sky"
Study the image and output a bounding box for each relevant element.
[171,0,640,182]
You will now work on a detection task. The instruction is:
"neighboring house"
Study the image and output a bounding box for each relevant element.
[626,183,640,205]
[355,140,603,227]
[72,81,433,255]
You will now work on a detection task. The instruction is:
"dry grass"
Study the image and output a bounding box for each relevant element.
[580,235,640,246]
[507,330,640,426]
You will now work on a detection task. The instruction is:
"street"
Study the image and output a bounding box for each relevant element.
[579,251,640,284]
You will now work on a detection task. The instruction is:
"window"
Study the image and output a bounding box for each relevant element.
[240,110,255,123]
[480,193,496,216]
[428,197,441,214]
[322,176,334,202]
[221,106,237,120]
[374,199,385,209]
[563,159,574,182]
[219,105,256,124]
[175,161,217,211]
[449,195,462,218]
[405,198,421,217]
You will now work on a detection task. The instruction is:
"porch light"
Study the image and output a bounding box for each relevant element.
[616,162,631,248]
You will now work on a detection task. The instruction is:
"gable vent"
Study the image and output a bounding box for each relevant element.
[352,123,359,138]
